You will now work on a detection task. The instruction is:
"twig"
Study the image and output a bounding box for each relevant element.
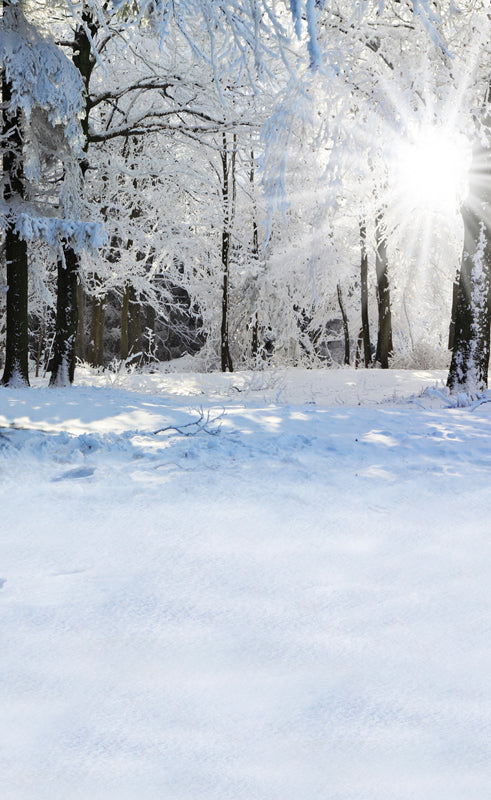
[153,408,223,436]
[470,398,491,411]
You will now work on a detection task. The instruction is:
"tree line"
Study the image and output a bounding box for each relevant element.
[1,0,491,396]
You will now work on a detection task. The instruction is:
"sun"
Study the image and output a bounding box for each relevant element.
[393,126,471,216]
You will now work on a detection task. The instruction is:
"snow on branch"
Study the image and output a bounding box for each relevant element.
[153,408,224,436]
[0,8,85,152]
[14,214,107,251]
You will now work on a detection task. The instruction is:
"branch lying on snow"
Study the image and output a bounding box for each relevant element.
[419,388,491,410]
[153,409,223,437]
[470,397,491,411]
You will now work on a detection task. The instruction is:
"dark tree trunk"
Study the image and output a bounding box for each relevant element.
[251,312,259,360]
[120,283,142,362]
[2,28,30,387]
[121,282,130,360]
[50,245,83,385]
[447,129,491,395]
[50,6,96,385]
[87,294,105,367]
[374,213,393,369]
[220,132,235,373]
[3,225,29,386]
[76,282,86,361]
[360,222,372,367]
[337,283,350,365]
[221,228,233,372]
[49,250,79,386]
[447,205,491,395]
[250,150,260,364]
[128,286,142,359]
[95,303,105,366]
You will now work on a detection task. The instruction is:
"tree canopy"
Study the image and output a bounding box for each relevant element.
[1,0,490,392]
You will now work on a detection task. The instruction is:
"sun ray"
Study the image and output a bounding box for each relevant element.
[393,125,471,214]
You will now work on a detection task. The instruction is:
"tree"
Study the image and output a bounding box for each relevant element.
[374,212,393,368]
[45,0,288,380]
[49,3,98,385]
[359,221,372,367]
[447,133,491,395]
[1,0,29,385]
[0,0,87,386]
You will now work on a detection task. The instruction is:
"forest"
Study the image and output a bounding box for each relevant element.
[1,0,490,396]
[3,4,491,796]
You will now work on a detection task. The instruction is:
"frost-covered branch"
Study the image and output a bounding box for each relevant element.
[153,408,224,436]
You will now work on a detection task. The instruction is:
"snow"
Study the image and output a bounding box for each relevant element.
[1,366,491,799]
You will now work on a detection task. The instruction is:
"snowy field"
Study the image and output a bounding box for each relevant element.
[1,365,491,800]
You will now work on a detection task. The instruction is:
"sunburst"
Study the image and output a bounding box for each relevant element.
[393,125,471,215]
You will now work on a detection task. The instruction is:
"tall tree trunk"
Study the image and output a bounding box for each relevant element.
[49,4,96,385]
[360,222,372,367]
[49,250,79,385]
[121,282,130,360]
[447,130,491,396]
[221,229,233,372]
[337,283,350,365]
[1,7,30,386]
[374,213,393,369]
[220,132,235,373]
[250,149,261,364]
[87,294,105,367]
[447,205,491,395]
[96,303,105,366]
[50,246,82,384]
[251,312,259,361]
[76,282,86,361]
[128,286,142,359]
[2,221,29,386]
[120,283,142,362]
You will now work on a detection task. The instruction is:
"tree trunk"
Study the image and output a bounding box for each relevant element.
[121,282,130,360]
[35,310,46,378]
[128,285,142,359]
[447,205,491,395]
[49,250,79,386]
[87,295,105,367]
[360,222,372,367]
[1,22,30,387]
[2,224,29,386]
[145,304,156,361]
[447,130,491,396]
[250,150,261,364]
[251,312,259,361]
[374,213,393,369]
[221,229,233,372]
[49,6,96,384]
[337,283,350,365]
[96,303,105,366]
[76,282,86,361]
[447,276,459,352]
[220,132,235,373]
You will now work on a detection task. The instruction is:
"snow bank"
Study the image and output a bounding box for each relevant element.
[0,368,490,799]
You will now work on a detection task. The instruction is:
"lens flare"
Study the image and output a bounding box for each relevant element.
[394,127,471,215]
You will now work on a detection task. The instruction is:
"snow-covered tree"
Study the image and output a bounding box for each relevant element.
[0,0,90,385]
[262,0,491,376]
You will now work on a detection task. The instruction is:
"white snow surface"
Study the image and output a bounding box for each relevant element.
[1,365,491,800]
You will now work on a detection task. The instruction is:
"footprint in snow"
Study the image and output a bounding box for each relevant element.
[0,579,5,589]
[52,467,95,482]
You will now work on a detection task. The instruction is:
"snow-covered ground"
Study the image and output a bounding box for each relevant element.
[1,366,491,800]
